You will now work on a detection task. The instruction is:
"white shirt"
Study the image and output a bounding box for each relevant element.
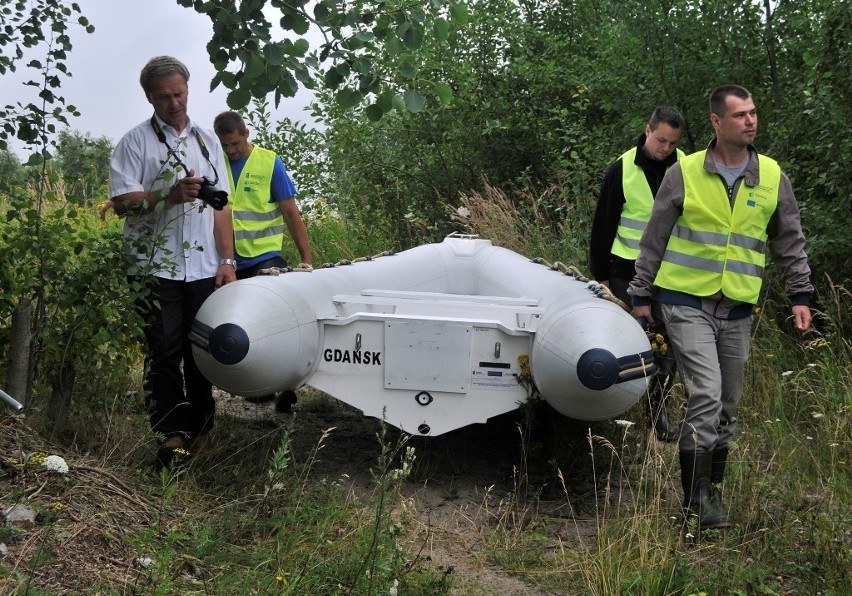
[109,114,230,281]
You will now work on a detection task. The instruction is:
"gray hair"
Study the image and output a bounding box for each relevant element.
[139,56,190,93]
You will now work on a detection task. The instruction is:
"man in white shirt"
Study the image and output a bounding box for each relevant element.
[109,55,236,469]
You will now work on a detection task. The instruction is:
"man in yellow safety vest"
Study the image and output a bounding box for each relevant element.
[629,85,813,530]
[214,111,313,411]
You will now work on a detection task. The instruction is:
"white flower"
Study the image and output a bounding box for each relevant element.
[614,419,634,428]
[781,370,794,377]
[456,206,470,218]
[42,455,68,474]
[811,412,824,419]
[389,579,399,596]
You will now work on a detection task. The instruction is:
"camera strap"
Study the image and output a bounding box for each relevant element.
[150,115,219,185]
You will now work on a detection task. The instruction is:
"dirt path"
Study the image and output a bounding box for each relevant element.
[216,388,572,595]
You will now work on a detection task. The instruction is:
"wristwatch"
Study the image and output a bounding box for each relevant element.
[219,258,237,268]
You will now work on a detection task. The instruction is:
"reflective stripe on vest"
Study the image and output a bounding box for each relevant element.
[226,146,284,258]
[654,150,780,304]
[610,147,684,260]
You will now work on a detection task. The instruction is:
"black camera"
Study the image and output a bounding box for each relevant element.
[198,177,228,210]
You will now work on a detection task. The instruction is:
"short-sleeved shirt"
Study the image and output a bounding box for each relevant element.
[109,114,230,281]
[228,155,298,203]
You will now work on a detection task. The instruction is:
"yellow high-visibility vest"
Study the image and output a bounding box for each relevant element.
[654,150,780,304]
[610,147,684,260]
[226,147,284,258]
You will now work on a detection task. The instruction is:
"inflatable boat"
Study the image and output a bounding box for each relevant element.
[191,235,654,436]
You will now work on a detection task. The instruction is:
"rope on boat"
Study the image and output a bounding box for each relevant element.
[258,245,629,312]
[528,257,629,312]
[259,251,397,275]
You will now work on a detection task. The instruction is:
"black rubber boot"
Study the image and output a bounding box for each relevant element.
[709,447,730,520]
[274,389,298,413]
[710,447,728,484]
[679,451,732,529]
[648,382,678,442]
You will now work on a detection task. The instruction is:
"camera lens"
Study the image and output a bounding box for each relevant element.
[198,177,228,210]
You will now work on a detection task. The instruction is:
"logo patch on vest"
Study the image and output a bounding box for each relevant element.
[746,189,771,209]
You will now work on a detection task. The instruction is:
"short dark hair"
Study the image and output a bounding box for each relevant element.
[213,111,248,135]
[648,106,685,131]
[709,84,751,116]
[139,56,189,93]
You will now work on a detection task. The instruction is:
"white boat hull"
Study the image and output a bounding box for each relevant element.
[191,236,654,436]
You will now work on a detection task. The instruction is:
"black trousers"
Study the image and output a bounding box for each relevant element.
[236,255,288,280]
[132,275,216,438]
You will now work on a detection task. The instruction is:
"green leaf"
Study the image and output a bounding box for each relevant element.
[292,38,310,56]
[449,2,469,24]
[433,18,450,42]
[245,54,265,78]
[335,88,363,109]
[398,61,417,79]
[376,91,395,113]
[434,82,452,105]
[365,104,384,122]
[280,13,310,35]
[324,68,344,90]
[391,94,407,111]
[212,48,229,70]
[409,7,426,24]
[314,3,331,23]
[211,70,236,91]
[263,43,285,66]
[402,26,424,50]
[403,90,425,113]
[278,70,299,97]
[227,86,252,109]
[386,35,402,56]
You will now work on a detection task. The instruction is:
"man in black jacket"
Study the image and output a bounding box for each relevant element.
[589,106,685,441]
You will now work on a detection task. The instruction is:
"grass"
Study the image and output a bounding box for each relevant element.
[0,385,453,594]
[459,187,851,595]
[1,191,850,594]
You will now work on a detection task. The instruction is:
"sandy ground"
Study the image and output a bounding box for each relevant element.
[215,387,605,595]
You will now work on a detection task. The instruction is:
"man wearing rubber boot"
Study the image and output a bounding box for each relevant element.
[629,85,813,530]
[590,105,685,442]
[213,111,312,411]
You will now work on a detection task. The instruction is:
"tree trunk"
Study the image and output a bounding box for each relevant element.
[48,359,75,437]
[5,299,32,406]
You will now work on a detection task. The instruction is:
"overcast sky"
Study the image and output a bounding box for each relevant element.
[6,0,317,156]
